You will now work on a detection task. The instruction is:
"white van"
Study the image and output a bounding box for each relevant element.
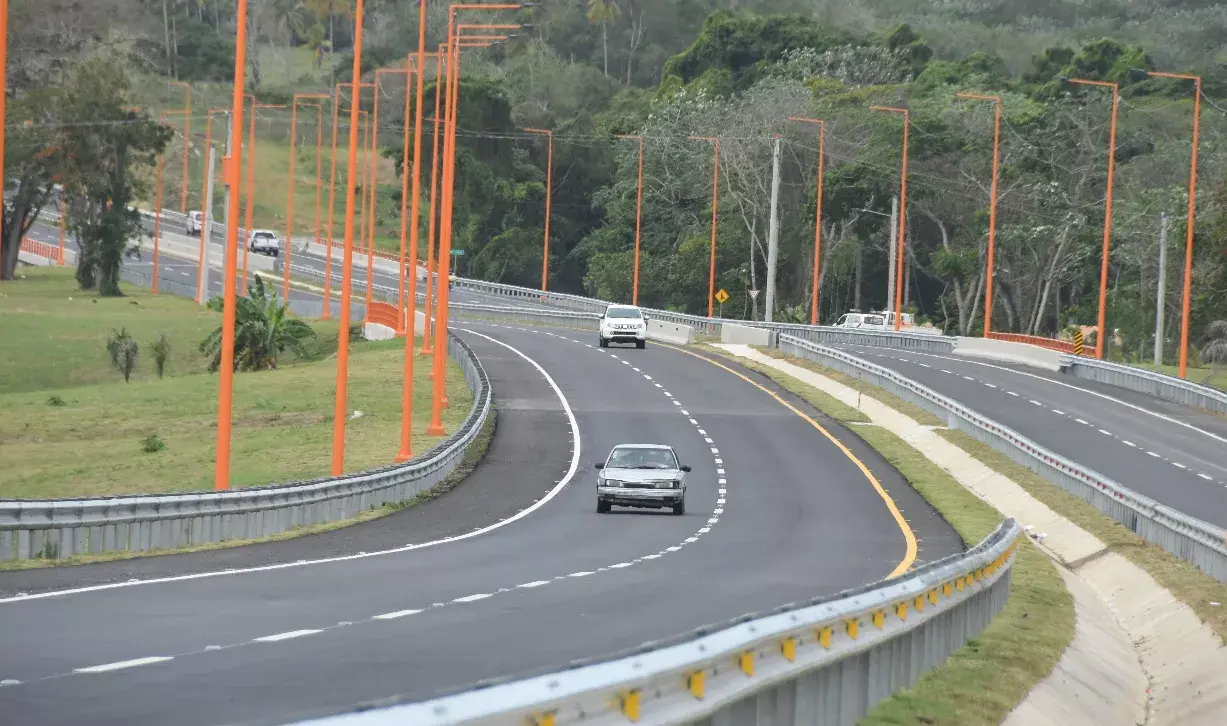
[186,211,205,235]
[834,312,886,329]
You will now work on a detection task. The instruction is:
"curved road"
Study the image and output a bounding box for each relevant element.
[1,323,960,726]
[832,343,1227,526]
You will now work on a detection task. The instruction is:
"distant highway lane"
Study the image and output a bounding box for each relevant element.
[832,343,1227,527]
[0,323,961,726]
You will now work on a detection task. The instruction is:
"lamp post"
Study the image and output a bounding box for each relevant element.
[330,0,369,476]
[1063,78,1119,359]
[955,93,1002,338]
[787,117,825,325]
[614,134,644,305]
[214,0,251,490]
[688,136,720,318]
[868,105,909,331]
[1132,68,1201,378]
[523,127,553,292]
[196,107,229,304]
[169,81,192,213]
[420,47,447,357]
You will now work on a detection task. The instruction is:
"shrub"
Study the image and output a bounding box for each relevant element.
[47,395,66,407]
[150,332,171,379]
[200,275,316,371]
[106,328,139,382]
[141,434,166,454]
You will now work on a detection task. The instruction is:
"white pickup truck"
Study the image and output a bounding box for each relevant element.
[247,229,281,257]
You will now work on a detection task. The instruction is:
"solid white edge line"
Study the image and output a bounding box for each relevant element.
[74,656,174,673]
[1,329,583,606]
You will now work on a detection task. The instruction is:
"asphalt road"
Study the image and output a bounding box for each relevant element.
[833,343,1227,526]
[0,324,961,726]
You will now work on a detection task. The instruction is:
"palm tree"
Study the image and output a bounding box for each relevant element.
[587,0,621,78]
[1199,319,1227,386]
[200,275,317,372]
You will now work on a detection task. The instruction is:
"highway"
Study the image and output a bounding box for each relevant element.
[0,324,962,725]
[832,343,1227,526]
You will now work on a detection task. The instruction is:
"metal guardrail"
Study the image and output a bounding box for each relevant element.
[0,333,491,561]
[779,335,1227,581]
[1060,355,1227,415]
[293,520,1020,726]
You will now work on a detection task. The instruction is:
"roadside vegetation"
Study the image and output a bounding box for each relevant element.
[0,266,469,499]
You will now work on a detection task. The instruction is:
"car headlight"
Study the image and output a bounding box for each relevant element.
[601,479,622,487]
[656,480,679,489]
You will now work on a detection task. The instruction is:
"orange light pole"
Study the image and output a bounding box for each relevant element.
[286,94,331,302]
[426,11,516,436]
[689,136,720,318]
[363,106,376,317]
[244,102,285,290]
[196,107,228,304]
[955,94,1002,337]
[331,0,369,476]
[169,81,192,213]
[524,128,553,292]
[325,83,374,318]
[215,0,251,490]
[1066,78,1119,359]
[374,66,414,330]
[419,48,446,357]
[615,134,644,305]
[869,106,910,331]
[788,117,825,324]
[1143,70,1202,378]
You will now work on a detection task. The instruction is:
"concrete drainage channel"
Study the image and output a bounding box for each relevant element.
[0,333,490,562]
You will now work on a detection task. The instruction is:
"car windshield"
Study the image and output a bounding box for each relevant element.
[254,232,275,240]
[864,315,885,326]
[607,447,677,470]
[606,308,642,319]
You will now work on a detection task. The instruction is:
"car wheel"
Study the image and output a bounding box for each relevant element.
[672,499,685,516]
[636,340,646,349]
[597,499,611,513]
[598,336,608,348]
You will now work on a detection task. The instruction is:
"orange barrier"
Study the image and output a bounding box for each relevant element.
[21,238,61,262]
[366,300,403,334]
[986,331,1093,356]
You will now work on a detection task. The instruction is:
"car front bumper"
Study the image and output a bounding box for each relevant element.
[602,328,646,341]
[598,486,683,508]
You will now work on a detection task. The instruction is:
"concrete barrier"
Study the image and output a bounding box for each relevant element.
[953,336,1065,371]
[647,318,694,345]
[720,322,777,347]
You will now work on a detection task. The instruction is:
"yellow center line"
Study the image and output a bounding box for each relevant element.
[662,344,918,579]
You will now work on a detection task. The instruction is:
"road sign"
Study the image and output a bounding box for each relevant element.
[714,289,729,304]
[748,289,759,301]
[1072,329,1084,357]
[451,249,464,256]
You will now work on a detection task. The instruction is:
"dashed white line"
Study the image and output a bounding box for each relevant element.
[1075,418,1090,425]
[1030,400,1043,406]
[453,593,492,603]
[1199,473,1214,481]
[74,656,175,673]
[567,571,594,578]
[984,383,997,388]
[1173,462,1188,470]
[1098,429,1112,436]
[253,630,321,643]
[1123,441,1136,447]
[1052,409,1065,415]
[372,609,423,620]
[1147,451,1161,458]
[1007,391,1020,397]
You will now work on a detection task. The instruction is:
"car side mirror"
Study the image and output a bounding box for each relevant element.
[681,465,691,472]
[594,462,604,469]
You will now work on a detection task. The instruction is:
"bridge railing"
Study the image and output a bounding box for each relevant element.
[778,335,1227,581]
[292,520,1020,726]
[1060,355,1227,415]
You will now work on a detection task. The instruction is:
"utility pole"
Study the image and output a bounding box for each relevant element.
[886,196,898,313]
[1154,212,1168,366]
[764,134,782,322]
[221,112,235,296]
[199,146,218,305]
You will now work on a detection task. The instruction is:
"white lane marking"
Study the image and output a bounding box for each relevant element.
[632,367,640,372]
[1148,451,1161,458]
[642,554,661,560]
[372,609,422,620]
[963,376,975,381]
[453,593,492,603]
[1007,391,1020,397]
[567,571,594,578]
[663,391,672,397]
[1173,462,1188,469]
[1075,418,1091,425]
[680,409,690,415]
[655,383,663,388]
[1030,400,1043,406]
[2,330,583,606]
[74,656,174,673]
[689,418,698,424]
[984,383,997,388]
[1098,429,1113,436]
[643,375,652,380]
[253,630,321,643]
[685,537,699,543]
[1052,410,1065,415]
[1199,473,1214,481]
[918,363,931,368]
[897,350,1227,447]
[673,400,681,406]
[698,429,707,435]
[607,562,632,569]
[940,369,953,374]
[0,679,20,686]
[704,437,713,444]
[1123,441,1136,447]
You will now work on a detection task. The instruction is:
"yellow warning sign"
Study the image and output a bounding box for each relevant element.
[714,289,729,304]
[1072,329,1084,357]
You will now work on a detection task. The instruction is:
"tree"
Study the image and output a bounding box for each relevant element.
[1200,320,1227,385]
[200,274,317,372]
[107,328,140,382]
[151,333,172,378]
[53,59,173,295]
[587,0,622,79]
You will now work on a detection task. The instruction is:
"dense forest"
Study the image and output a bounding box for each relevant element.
[6,0,1227,364]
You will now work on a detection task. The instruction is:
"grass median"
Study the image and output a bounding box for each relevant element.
[700,344,1074,726]
[1,266,472,499]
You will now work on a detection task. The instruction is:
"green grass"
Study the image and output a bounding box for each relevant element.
[701,345,1074,726]
[1130,361,1227,392]
[0,267,471,498]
